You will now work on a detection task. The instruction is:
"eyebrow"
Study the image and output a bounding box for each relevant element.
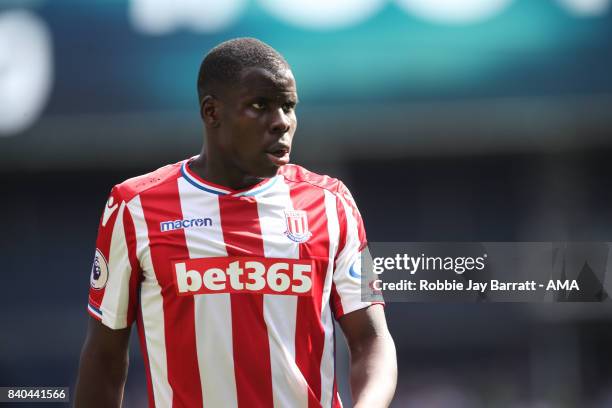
[247,94,299,104]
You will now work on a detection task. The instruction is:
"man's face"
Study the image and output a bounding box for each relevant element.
[216,66,298,179]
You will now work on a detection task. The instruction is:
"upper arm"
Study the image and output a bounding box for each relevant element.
[88,186,141,330]
[75,318,131,408]
[338,304,390,350]
[82,317,132,357]
[77,187,141,407]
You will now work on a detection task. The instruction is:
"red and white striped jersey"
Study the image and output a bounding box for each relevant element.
[87,158,379,408]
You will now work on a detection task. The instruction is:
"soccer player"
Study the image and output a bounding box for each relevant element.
[75,38,397,408]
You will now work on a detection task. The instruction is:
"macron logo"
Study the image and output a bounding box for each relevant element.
[160,217,213,232]
[102,196,119,227]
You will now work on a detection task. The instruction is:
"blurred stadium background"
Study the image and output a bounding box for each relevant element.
[2,0,612,406]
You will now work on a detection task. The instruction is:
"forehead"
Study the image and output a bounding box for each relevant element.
[235,67,297,100]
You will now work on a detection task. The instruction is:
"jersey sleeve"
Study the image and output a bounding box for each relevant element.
[87,186,141,329]
[330,182,384,319]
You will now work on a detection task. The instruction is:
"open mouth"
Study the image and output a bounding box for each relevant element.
[266,147,290,165]
[269,148,288,157]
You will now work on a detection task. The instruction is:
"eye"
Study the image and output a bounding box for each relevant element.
[251,102,266,110]
[282,103,296,113]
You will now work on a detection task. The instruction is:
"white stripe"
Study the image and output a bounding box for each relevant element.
[321,189,340,407]
[100,201,131,329]
[257,178,308,408]
[128,196,173,407]
[334,194,370,315]
[177,177,238,408]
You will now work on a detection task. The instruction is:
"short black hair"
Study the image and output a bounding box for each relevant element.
[197,37,289,106]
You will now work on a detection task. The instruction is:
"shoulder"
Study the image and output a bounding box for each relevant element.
[112,160,184,202]
[278,164,358,207]
[278,164,347,195]
[279,165,363,227]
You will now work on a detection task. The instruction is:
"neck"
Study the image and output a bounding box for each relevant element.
[190,152,264,191]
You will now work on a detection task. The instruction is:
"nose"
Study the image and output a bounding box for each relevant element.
[269,107,291,135]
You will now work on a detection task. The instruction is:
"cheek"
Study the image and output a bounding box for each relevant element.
[288,119,297,139]
[289,114,297,130]
[231,133,262,159]
[227,120,259,150]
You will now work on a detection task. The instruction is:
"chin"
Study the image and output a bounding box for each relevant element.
[258,165,280,178]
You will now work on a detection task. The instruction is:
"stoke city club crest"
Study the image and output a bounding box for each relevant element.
[284,210,312,243]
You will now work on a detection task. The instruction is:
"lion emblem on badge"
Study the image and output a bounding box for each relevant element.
[90,249,109,290]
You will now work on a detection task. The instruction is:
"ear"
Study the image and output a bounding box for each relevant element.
[200,95,221,128]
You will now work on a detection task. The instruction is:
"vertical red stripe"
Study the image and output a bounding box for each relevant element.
[334,194,348,259]
[288,184,330,407]
[338,183,366,249]
[292,218,299,234]
[140,180,203,408]
[331,193,348,320]
[332,380,342,408]
[330,283,344,320]
[218,196,274,408]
